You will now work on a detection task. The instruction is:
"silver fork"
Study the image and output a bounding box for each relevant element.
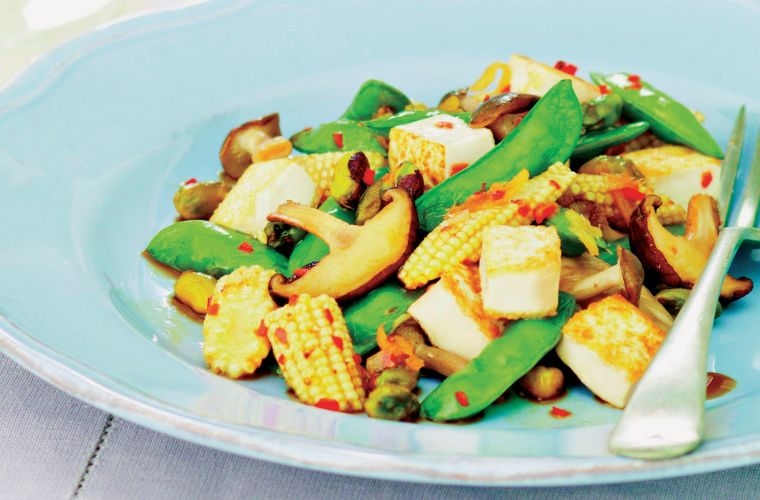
[609,119,760,459]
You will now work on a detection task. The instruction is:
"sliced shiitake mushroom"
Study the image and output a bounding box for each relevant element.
[219,112,287,179]
[469,92,540,142]
[267,188,418,302]
[629,194,753,303]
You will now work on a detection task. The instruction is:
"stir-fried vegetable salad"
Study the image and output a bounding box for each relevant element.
[146,54,753,422]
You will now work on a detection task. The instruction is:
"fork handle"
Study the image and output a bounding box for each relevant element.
[609,226,756,459]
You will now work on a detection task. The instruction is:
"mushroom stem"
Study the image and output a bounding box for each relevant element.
[268,201,359,250]
[566,247,644,305]
[568,264,623,301]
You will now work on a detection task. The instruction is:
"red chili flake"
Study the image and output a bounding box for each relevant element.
[332,335,344,350]
[550,406,572,418]
[500,84,511,93]
[332,131,344,149]
[256,319,268,337]
[533,202,558,224]
[549,179,562,190]
[274,327,288,345]
[614,186,646,202]
[455,390,469,407]
[183,177,197,185]
[390,352,409,366]
[554,60,578,76]
[435,121,454,129]
[324,308,334,324]
[293,267,309,278]
[237,241,254,253]
[362,167,375,185]
[599,84,610,95]
[701,171,713,188]
[627,74,642,90]
[353,353,363,365]
[315,398,341,411]
[450,162,469,175]
[207,302,219,316]
[277,354,286,365]
[513,116,524,126]
[517,203,531,218]
[288,295,299,306]
[483,94,490,102]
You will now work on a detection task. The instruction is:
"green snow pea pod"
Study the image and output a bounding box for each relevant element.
[340,79,412,121]
[590,72,723,158]
[421,292,576,421]
[290,119,387,155]
[343,282,423,355]
[287,197,355,274]
[415,79,583,232]
[571,121,650,163]
[146,220,288,277]
[582,92,623,132]
[364,110,471,137]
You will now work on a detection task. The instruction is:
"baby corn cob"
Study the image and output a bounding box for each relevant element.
[264,294,365,412]
[398,162,576,289]
[294,151,386,203]
[202,266,277,379]
[564,173,686,227]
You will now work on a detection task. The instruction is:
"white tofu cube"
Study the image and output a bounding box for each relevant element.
[388,115,494,188]
[407,265,501,360]
[556,294,667,408]
[211,158,317,242]
[479,225,561,319]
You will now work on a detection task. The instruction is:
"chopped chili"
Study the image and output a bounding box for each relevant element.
[450,162,469,175]
[599,84,610,95]
[288,294,299,306]
[207,302,219,316]
[183,177,197,185]
[274,327,288,345]
[533,202,558,224]
[332,335,344,350]
[277,354,286,365]
[554,60,578,76]
[332,131,344,149]
[362,167,375,185]
[315,398,341,411]
[455,390,469,406]
[237,241,254,253]
[435,121,454,129]
[256,319,268,337]
[324,308,334,324]
[550,406,572,418]
[627,74,642,90]
[293,267,309,278]
[701,171,713,188]
[500,84,511,93]
[613,186,646,202]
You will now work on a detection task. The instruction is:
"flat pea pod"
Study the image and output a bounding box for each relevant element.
[146,220,288,277]
[590,72,723,159]
[290,119,387,156]
[571,121,649,164]
[287,197,355,274]
[421,292,576,421]
[340,79,411,121]
[343,282,423,355]
[415,79,583,232]
[581,92,623,132]
[364,110,470,137]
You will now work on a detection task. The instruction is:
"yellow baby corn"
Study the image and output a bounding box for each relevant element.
[398,162,576,289]
[202,266,277,379]
[565,173,686,226]
[264,294,365,412]
[294,151,386,203]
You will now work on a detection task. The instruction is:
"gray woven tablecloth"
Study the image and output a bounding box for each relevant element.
[2,353,759,499]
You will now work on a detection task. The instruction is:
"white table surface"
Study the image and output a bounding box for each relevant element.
[2,2,760,498]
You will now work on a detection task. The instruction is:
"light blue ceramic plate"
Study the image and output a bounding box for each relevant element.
[1,0,759,486]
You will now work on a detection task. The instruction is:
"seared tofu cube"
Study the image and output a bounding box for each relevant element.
[407,264,501,360]
[479,225,561,319]
[210,158,317,242]
[555,294,667,408]
[388,115,494,189]
[622,145,721,211]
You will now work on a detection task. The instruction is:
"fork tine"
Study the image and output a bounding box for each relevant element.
[729,130,760,228]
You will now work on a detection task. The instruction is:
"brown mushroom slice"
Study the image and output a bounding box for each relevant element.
[560,253,673,332]
[566,247,645,305]
[469,92,539,142]
[629,194,753,302]
[268,188,418,302]
[219,113,284,179]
